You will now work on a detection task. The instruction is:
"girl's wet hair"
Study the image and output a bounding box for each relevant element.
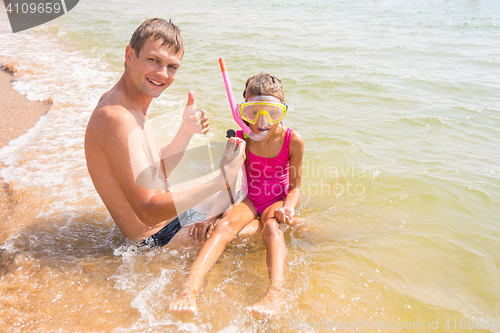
[243,72,284,102]
[129,18,184,56]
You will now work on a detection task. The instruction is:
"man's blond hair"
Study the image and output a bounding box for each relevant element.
[129,18,184,56]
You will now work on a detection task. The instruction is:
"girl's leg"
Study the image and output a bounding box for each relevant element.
[170,197,257,314]
[247,200,287,315]
[238,217,262,236]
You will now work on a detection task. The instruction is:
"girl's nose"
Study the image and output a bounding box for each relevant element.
[257,114,270,128]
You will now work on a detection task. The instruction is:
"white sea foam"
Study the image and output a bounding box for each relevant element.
[0,30,111,205]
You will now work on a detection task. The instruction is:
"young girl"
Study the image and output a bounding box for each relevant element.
[170,72,304,315]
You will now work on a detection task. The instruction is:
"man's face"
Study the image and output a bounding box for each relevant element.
[126,37,183,99]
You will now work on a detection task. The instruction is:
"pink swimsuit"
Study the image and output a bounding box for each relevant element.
[237,128,293,215]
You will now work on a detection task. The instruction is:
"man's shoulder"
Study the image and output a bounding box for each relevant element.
[95,92,132,119]
[86,92,140,149]
[90,96,136,131]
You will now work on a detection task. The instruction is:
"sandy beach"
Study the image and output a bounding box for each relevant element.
[0,68,51,242]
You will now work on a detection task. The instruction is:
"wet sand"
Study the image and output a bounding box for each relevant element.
[0,68,51,243]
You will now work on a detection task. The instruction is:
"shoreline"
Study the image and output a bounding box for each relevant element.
[0,67,52,243]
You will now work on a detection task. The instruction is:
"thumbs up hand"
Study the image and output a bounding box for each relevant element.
[182,91,209,135]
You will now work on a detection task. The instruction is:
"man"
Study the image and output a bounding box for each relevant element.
[84,18,245,247]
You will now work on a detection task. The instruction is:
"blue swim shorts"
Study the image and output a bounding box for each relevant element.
[146,217,182,247]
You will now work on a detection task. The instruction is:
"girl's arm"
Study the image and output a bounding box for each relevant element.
[275,130,304,224]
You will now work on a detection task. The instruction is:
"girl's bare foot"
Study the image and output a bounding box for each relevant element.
[169,287,197,315]
[246,285,284,316]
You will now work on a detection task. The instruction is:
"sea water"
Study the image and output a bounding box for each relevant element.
[0,0,499,331]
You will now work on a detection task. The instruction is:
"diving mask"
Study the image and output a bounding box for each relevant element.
[239,96,293,125]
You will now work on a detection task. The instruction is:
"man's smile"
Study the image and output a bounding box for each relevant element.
[147,77,165,87]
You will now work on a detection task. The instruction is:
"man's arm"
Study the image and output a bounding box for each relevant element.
[94,106,243,227]
[160,91,209,177]
[188,168,239,242]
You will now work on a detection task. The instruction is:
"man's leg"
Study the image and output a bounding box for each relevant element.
[164,225,200,248]
[169,197,257,314]
[246,200,287,316]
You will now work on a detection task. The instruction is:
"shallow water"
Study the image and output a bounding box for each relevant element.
[1,0,500,332]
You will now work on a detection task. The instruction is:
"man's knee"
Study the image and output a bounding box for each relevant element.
[167,226,197,248]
